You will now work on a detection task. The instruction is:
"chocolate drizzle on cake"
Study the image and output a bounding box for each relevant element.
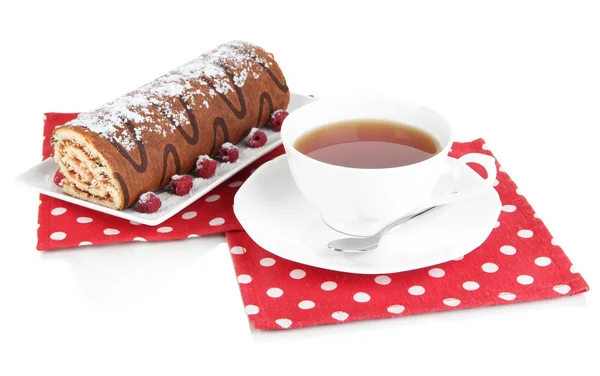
[113,172,130,207]
[55,41,289,208]
[257,92,274,128]
[205,63,248,120]
[108,121,149,173]
[160,144,182,188]
[211,117,231,156]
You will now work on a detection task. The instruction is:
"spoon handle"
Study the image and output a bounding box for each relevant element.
[375,206,438,238]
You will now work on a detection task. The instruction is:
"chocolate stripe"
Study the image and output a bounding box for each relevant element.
[178,96,200,144]
[202,64,247,120]
[230,45,289,93]
[253,60,289,93]
[108,121,148,173]
[114,172,130,207]
[159,144,182,188]
[257,92,274,127]
[210,117,231,155]
[151,96,200,145]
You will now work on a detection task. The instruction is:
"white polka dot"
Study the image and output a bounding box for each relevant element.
[37,223,40,229]
[535,257,552,267]
[499,166,505,172]
[289,269,306,279]
[517,275,534,285]
[130,221,142,225]
[209,217,225,226]
[50,232,66,240]
[266,288,283,298]
[78,241,92,246]
[228,181,243,188]
[453,256,464,261]
[374,275,391,285]
[205,194,220,202]
[408,285,425,295]
[51,207,67,216]
[553,284,571,294]
[321,281,337,291]
[551,238,559,246]
[443,298,461,307]
[260,257,276,267]
[498,292,516,301]
[493,179,499,187]
[516,188,523,195]
[502,205,516,212]
[463,281,480,291]
[43,114,47,121]
[181,211,197,220]
[298,300,315,310]
[157,226,172,233]
[230,246,246,254]
[482,143,490,150]
[500,245,516,255]
[518,229,533,238]
[570,265,578,274]
[353,292,370,302]
[103,228,120,235]
[245,305,259,315]
[482,262,499,273]
[133,237,146,242]
[76,217,93,224]
[331,311,349,321]
[428,268,445,278]
[237,274,252,284]
[534,212,540,218]
[275,318,292,329]
[494,221,500,228]
[387,305,405,314]
[187,234,198,238]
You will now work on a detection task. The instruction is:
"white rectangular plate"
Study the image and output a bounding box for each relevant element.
[16,93,315,226]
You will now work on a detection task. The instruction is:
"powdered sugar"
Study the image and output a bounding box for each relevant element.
[64,41,266,151]
[138,192,155,204]
[220,142,236,150]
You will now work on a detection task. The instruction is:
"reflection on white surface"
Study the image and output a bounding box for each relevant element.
[39,235,225,308]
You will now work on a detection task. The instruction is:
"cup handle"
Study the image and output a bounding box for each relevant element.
[424,153,497,208]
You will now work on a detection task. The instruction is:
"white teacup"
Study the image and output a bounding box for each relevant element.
[281,96,497,236]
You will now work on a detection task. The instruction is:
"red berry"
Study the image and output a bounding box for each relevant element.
[246,128,267,148]
[168,175,193,196]
[53,169,65,186]
[196,155,217,178]
[137,192,162,213]
[268,109,289,132]
[217,143,239,163]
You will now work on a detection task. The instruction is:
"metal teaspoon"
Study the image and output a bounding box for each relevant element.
[327,206,438,252]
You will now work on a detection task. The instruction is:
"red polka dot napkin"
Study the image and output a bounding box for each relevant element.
[225,139,589,330]
[37,113,281,250]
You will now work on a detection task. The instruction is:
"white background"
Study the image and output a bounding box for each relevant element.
[1,0,599,375]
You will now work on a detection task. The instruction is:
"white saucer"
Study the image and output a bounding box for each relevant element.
[233,155,501,274]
